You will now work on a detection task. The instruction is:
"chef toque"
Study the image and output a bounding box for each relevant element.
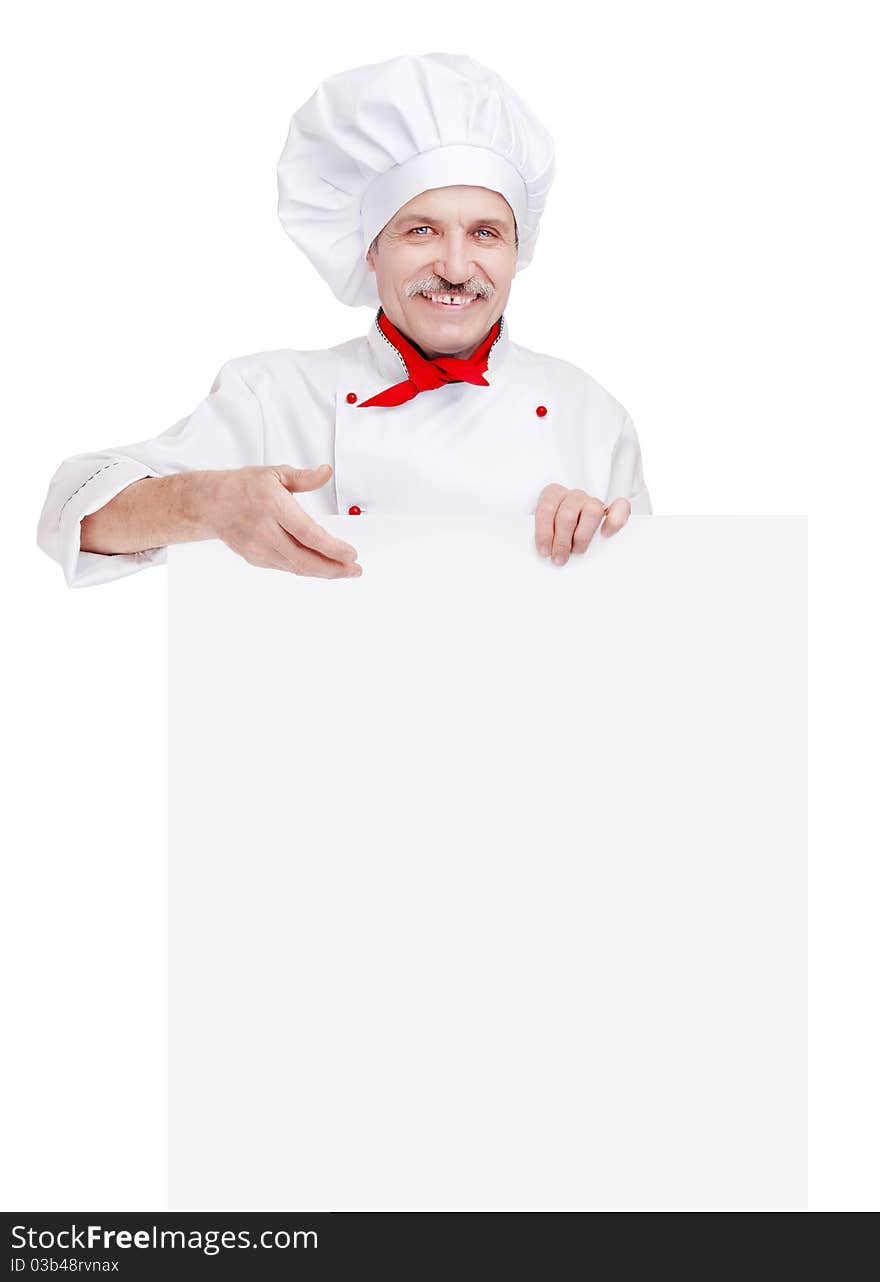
[276,52,555,308]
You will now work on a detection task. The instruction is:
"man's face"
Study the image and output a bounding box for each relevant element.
[365,185,518,359]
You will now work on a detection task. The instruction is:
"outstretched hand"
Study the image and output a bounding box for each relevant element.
[206,462,363,578]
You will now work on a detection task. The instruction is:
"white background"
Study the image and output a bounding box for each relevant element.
[2,0,877,1210]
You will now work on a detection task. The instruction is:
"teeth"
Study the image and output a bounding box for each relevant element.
[420,292,478,306]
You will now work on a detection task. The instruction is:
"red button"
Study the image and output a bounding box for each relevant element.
[348,505,362,515]
[346,392,358,404]
[536,405,548,417]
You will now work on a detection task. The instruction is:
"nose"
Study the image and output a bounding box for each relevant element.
[433,230,477,286]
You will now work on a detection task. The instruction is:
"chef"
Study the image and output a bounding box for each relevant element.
[37,52,652,589]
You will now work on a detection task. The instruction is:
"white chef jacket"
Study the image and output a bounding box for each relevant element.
[37,312,652,588]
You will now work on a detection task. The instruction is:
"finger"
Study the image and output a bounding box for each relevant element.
[264,553,296,573]
[534,484,567,555]
[277,501,358,564]
[271,532,362,579]
[551,494,590,564]
[600,497,632,537]
[240,549,291,573]
[571,496,607,555]
[272,463,334,493]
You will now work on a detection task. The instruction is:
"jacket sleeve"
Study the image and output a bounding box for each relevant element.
[37,358,266,588]
[607,412,652,514]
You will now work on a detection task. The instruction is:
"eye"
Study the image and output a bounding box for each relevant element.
[475,228,496,238]
[409,226,431,235]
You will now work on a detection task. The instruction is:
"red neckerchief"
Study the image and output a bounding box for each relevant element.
[359,307,501,408]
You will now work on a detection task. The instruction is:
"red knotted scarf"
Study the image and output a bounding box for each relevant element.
[359,307,501,408]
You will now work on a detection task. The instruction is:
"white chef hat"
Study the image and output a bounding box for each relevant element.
[276,52,555,308]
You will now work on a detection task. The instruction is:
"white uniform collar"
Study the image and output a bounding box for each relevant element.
[365,308,511,385]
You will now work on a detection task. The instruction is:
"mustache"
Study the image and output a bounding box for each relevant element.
[404,277,494,300]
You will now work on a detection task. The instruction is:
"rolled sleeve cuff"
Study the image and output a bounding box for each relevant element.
[50,459,167,588]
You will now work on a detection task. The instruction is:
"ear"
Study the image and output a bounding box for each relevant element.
[365,244,376,275]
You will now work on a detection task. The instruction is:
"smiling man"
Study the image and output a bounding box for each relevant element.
[366,188,514,364]
[37,53,651,588]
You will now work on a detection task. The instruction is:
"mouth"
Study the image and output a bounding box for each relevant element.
[417,291,483,311]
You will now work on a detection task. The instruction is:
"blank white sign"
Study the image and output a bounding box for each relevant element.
[169,516,806,1210]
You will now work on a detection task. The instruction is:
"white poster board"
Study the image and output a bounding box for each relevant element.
[169,516,806,1210]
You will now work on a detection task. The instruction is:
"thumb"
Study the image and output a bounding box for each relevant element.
[272,463,333,493]
[600,497,631,536]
